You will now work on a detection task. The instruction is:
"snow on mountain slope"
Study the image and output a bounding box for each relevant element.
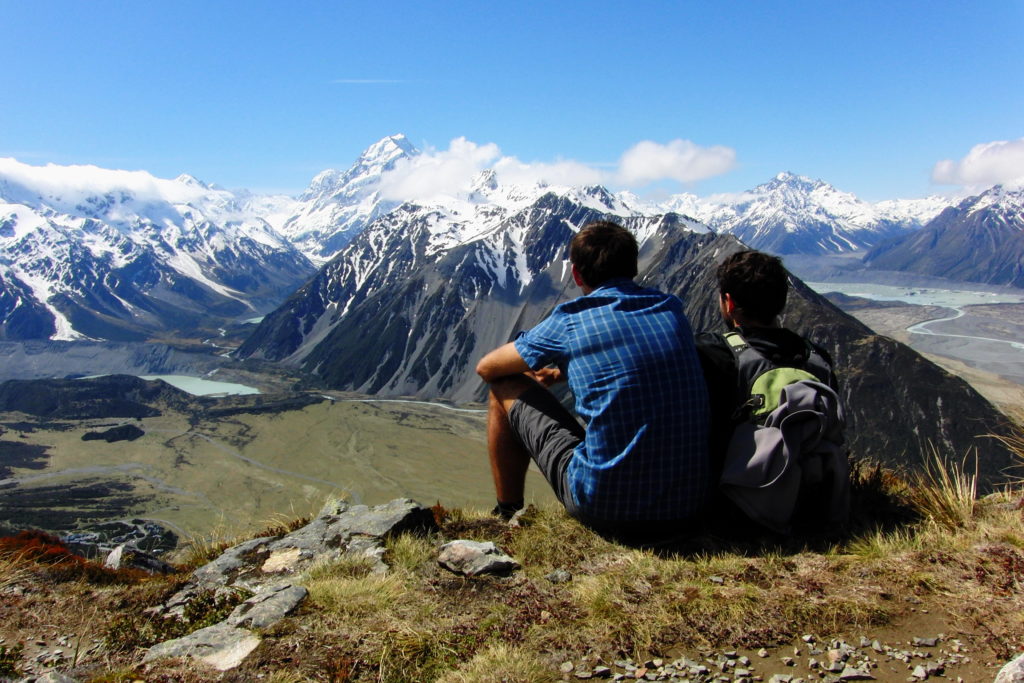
[279,134,420,264]
[0,158,314,341]
[664,172,951,255]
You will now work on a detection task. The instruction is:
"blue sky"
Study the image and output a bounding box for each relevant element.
[3,1,1022,201]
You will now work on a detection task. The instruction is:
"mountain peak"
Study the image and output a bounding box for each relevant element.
[175,173,209,189]
[359,134,418,166]
[763,171,825,193]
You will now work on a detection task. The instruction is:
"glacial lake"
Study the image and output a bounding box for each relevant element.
[138,375,261,396]
[805,282,1024,307]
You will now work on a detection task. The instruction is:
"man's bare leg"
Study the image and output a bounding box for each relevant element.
[486,374,541,511]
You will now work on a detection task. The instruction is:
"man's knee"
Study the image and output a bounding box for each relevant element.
[488,374,541,413]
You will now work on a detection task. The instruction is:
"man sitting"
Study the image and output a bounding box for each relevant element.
[476,221,710,541]
[697,249,847,533]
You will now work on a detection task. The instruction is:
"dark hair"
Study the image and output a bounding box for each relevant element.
[716,250,788,324]
[569,221,638,287]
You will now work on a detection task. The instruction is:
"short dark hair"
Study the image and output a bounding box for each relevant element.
[569,221,638,287]
[716,250,788,324]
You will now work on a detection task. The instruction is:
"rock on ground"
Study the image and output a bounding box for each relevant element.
[996,652,1024,683]
[438,540,520,576]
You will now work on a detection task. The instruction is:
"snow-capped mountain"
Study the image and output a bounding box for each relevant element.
[670,172,950,255]
[278,134,419,264]
[237,187,1014,485]
[865,185,1024,288]
[0,159,314,341]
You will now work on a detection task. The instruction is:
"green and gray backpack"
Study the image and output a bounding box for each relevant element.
[719,330,848,534]
[724,331,834,424]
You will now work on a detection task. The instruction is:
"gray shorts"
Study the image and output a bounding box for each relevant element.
[507,385,584,516]
[508,385,702,544]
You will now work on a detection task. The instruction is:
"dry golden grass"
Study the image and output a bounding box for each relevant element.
[905,446,978,531]
[438,643,559,683]
[0,551,32,592]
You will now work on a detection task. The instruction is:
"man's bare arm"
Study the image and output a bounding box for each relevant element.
[476,342,532,383]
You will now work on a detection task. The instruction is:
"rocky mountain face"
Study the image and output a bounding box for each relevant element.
[864,185,1024,288]
[238,192,1016,486]
[0,160,315,342]
[669,172,949,256]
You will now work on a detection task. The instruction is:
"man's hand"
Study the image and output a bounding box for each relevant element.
[528,366,565,387]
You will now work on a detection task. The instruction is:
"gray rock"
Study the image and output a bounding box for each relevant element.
[190,537,275,589]
[911,664,928,679]
[546,569,573,583]
[104,544,175,574]
[144,623,260,671]
[438,540,520,576]
[318,499,350,517]
[23,673,79,683]
[996,652,1024,683]
[225,583,307,630]
[328,498,437,538]
[838,666,875,680]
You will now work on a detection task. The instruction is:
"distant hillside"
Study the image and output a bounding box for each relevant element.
[865,185,1024,288]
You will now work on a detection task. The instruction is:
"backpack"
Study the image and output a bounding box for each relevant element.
[723,331,834,424]
[718,331,848,534]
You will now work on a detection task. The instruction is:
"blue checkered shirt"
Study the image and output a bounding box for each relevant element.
[514,278,710,521]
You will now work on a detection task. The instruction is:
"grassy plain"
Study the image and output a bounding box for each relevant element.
[0,397,556,542]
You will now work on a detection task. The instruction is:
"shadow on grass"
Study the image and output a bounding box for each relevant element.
[606,458,921,558]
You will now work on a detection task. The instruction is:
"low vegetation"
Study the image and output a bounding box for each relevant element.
[1,442,1022,681]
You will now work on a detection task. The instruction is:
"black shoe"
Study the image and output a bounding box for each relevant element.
[491,500,524,521]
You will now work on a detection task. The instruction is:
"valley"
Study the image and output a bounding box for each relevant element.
[0,385,555,544]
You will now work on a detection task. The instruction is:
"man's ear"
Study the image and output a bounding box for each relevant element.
[721,292,736,314]
[571,264,585,288]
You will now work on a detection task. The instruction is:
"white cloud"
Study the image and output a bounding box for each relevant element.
[492,157,605,188]
[616,139,737,186]
[378,138,502,200]
[932,138,1024,188]
[376,137,737,202]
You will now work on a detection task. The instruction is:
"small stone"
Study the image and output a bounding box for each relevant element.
[758,649,770,658]
[593,665,612,678]
[838,666,876,680]
[547,569,573,583]
[736,668,751,677]
[911,664,928,679]
[860,637,872,648]
[872,640,883,653]
[781,657,795,667]
[809,658,820,669]
[576,669,593,679]
[802,635,816,643]
[561,662,575,673]
[913,637,939,648]
[651,658,664,667]
[438,540,520,576]
[634,667,647,678]
[710,575,725,585]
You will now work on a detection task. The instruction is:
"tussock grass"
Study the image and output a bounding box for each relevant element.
[906,447,978,530]
[438,643,558,683]
[0,551,32,592]
[304,562,406,617]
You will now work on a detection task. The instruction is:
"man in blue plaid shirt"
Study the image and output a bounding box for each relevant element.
[476,221,709,541]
